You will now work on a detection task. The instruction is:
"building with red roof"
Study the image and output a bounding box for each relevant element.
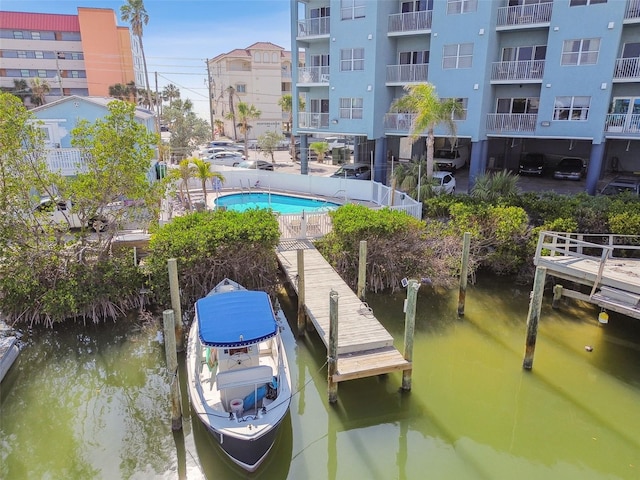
[0,8,143,106]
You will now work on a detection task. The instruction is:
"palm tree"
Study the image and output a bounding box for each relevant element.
[278,94,305,160]
[225,86,238,141]
[232,102,261,159]
[191,157,224,207]
[390,83,462,180]
[213,119,225,137]
[9,79,30,105]
[162,84,180,109]
[167,158,196,209]
[120,0,152,113]
[29,77,51,106]
[126,81,138,103]
[108,83,130,101]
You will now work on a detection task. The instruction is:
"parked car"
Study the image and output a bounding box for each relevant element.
[600,175,640,196]
[206,151,245,167]
[518,153,546,176]
[294,144,327,161]
[553,157,585,181]
[431,171,457,194]
[331,163,371,180]
[434,146,469,172]
[35,197,122,232]
[237,160,274,171]
[325,136,355,154]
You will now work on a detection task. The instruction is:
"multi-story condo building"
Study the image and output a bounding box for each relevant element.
[291,0,640,194]
[208,42,295,141]
[0,8,143,105]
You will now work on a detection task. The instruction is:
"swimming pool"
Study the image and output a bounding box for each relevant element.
[214,193,340,214]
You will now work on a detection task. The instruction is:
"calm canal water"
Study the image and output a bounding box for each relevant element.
[1,275,639,479]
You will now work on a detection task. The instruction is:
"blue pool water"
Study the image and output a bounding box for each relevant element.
[215,193,339,214]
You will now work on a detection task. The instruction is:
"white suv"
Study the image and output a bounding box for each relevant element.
[434,146,469,172]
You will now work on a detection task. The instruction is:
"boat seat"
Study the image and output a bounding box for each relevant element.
[217,365,274,411]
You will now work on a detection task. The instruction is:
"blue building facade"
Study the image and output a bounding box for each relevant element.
[291,0,640,193]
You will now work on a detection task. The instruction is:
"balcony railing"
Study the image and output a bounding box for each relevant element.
[496,2,552,27]
[297,16,330,37]
[386,64,428,83]
[614,57,640,80]
[298,112,329,129]
[46,148,86,176]
[384,113,417,131]
[605,113,640,133]
[486,113,537,133]
[491,60,545,81]
[388,10,432,34]
[625,0,640,19]
[297,66,330,84]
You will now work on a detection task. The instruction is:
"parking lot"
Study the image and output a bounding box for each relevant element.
[201,146,616,196]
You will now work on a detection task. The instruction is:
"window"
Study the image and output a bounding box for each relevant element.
[561,38,600,66]
[13,31,23,39]
[70,52,83,60]
[570,0,606,5]
[497,97,539,114]
[553,96,590,120]
[339,97,363,119]
[447,0,477,14]
[340,48,364,71]
[443,43,473,69]
[272,52,278,63]
[31,32,41,40]
[37,69,47,78]
[20,69,30,77]
[402,1,433,13]
[236,84,246,93]
[341,0,365,20]
[35,51,44,59]
[399,50,429,64]
[501,45,546,61]
[254,52,260,62]
[17,51,27,58]
[443,98,468,120]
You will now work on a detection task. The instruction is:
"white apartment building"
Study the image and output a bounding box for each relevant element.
[207,42,294,141]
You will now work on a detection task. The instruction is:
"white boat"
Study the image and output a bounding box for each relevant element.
[186,279,292,472]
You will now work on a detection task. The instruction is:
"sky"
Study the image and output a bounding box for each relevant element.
[2,0,292,119]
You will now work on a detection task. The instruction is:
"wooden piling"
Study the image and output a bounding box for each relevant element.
[522,267,547,370]
[297,249,306,336]
[402,279,419,390]
[162,309,183,430]
[167,258,184,352]
[552,284,563,309]
[357,240,367,300]
[457,232,471,316]
[328,290,339,403]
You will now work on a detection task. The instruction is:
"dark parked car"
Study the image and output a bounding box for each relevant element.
[519,153,546,176]
[553,157,585,181]
[331,163,371,180]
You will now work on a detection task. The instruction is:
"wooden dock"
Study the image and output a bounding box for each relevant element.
[277,240,411,383]
[534,232,640,319]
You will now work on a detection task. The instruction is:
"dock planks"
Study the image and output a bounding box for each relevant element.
[277,241,410,382]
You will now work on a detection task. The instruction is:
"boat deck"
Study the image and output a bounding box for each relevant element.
[277,240,411,383]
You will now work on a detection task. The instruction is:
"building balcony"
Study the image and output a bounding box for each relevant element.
[387,10,432,35]
[297,16,330,39]
[490,60,545,83]
[384,113,416,132]
[613,57,640,82]
[386,64,428,85]
[496,2,552,29]
[625,0,640,21]
[298,112,329,130]
[604,114,640,135]
[486,113,537,133]
[297,66,330,85]
[46,148,86,176]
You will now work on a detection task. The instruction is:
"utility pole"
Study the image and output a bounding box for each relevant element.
[155,71,161,134]
[55,51,64,97]
[206,59,215,140]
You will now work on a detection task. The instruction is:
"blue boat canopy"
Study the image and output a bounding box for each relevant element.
[196,290,278,347]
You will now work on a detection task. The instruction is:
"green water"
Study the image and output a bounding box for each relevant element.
[1,276,639,479]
